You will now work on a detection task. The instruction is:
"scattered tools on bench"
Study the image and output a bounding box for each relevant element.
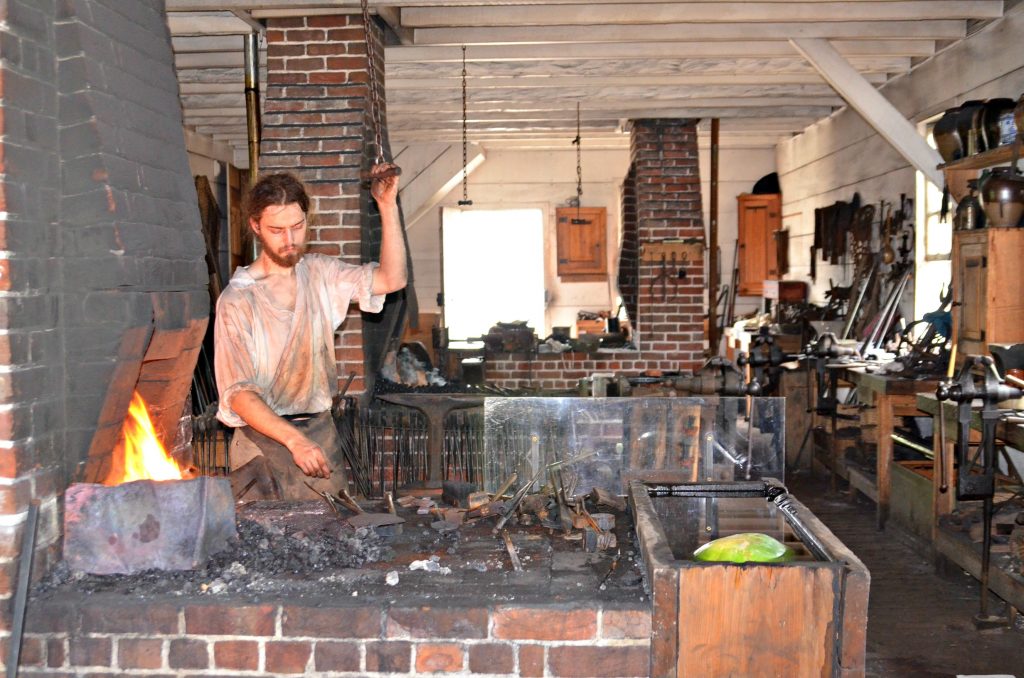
[304,481,405,532]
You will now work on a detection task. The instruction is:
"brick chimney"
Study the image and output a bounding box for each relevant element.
[485,118,707,390]
[0,0,209,586]
[629,119,707,367]
[261,14,402,397]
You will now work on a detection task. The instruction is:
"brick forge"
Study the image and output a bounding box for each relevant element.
[486,119,707,390]
[17,600,652,676]
[0,0,209,635]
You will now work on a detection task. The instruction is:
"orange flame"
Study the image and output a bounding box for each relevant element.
[104,391,184,485]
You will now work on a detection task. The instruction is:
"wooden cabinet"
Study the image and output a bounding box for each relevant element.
[556,206,607,281]
[737,193,781,296]
[951,228,1024,357]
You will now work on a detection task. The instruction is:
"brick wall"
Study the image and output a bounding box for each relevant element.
[57,0,209,482]
[631,119,706,366]
[0,0,208,636]
[0,0,64,634]
[618,165,639,332]
[488,119,706,389]
[261,14,406,398]
[14,598,651,677]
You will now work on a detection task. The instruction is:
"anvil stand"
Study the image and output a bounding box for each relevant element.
[376,393,486,490]
[937,355,1023,629]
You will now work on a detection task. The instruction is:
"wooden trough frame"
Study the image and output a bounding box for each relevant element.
[629,477,869,678]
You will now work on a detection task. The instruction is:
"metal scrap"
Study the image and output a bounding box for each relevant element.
[501,529,523,572]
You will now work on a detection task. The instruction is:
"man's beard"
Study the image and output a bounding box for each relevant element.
[258,234,305,268]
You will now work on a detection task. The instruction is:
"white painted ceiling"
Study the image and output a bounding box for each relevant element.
[165,1,1009,156]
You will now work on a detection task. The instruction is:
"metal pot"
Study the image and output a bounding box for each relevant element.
[979,167,1024,228]
[956,100,986,156]
[981,98,1016,149]
[953,181,986,231]
[1014,94,1024,141]
[933,107,963,163]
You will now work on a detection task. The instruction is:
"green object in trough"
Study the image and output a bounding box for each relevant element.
[693,532,795,563]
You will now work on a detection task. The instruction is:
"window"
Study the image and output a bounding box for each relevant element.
[441,207,546,341]
[914,121,952,320]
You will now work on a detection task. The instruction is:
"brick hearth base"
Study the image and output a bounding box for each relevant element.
[484,350,698,391]
[17,598,651,676]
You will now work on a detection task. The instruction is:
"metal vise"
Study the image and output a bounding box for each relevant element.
[666,356,761,396]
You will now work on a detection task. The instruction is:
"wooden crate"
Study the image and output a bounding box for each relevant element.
[576,318,605,336]
[630,477,869,678]
[890,461,934,541]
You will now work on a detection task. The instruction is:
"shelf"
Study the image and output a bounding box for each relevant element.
[934,524,1024,613]
[938,143,1018,171]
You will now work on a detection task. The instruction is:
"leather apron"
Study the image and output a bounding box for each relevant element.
[228,411,347,500]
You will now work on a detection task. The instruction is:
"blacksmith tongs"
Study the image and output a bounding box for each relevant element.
[649,253,671,302]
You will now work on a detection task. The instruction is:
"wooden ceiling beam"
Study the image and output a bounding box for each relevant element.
[791,37,944,186]
[164,0,979,10]
[385,40,936,63]
[166,11,254,35]
[385,103,837,120]
[410,21,966,45]
[401,2,1002,27]
[386,73,890,91]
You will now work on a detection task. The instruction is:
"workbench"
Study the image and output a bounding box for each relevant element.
[916,393,1024,613]
[824,366,941,530]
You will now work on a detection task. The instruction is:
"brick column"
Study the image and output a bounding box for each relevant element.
[0,0,64,630]
[630,119,706,369]
[618,165,639,332]
[261,15,380,396]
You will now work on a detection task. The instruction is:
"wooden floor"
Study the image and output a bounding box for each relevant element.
[788,471,1024,678]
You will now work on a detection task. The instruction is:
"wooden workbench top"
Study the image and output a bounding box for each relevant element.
[917,393,1024,450]
[831,365,942,396]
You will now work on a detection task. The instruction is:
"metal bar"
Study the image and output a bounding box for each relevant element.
[890,433,934,459]
[708,117,720,351]
[7,500,40,678]
[841,258,876,340]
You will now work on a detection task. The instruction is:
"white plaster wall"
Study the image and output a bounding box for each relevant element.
[697,141,778,319]
[404,141,779,336]
[404,147,630,335]
[777,6,1024,305]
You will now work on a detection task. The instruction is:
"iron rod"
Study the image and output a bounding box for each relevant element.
[6,500,40,678]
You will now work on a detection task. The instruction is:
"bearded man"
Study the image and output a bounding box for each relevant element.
[214,165,406,499]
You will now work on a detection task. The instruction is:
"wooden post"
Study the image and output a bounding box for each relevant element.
[708,118,720,353]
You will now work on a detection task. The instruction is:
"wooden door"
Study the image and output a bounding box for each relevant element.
[737,194,781,296]
[556,206,607,281]
[957,238,987,346]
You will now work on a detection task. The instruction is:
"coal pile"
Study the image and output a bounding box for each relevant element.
[34,516,393,599]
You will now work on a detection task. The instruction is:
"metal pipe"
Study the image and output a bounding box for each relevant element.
[890,433,934,459]
[864,276,899,350]
[708,118,720,351]
[243,31,261,188]
[841,258,876,340]
[864,270,909,353]
[884,273,912,340]
[6,500,40,678]
[1006,373,1024,389]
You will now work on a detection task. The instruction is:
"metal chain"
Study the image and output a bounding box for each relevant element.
[572,101,582,216]
[459,45,472,205]
[574,102,582,205]
[360,0,385,166]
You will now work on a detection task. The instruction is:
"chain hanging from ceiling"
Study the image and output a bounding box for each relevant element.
[572,101,582,217]
[360,0,400,181]
[458,45,473,206]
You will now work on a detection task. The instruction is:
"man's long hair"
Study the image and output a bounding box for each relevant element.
[242,173,312,242]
